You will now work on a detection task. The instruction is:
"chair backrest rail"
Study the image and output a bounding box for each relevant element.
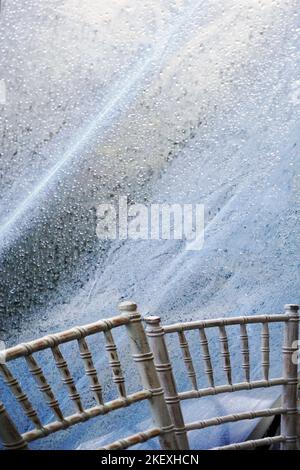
[98,427,161,450]
[185,407,286,432]
[212,435,285,450]
[3,314,131,362]
[178,378,288,400]
[163,314,289,334]
[21,390,152,444]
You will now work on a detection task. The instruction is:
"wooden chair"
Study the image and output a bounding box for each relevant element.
[0,302,177,450]
[145,304,299,450]
[0,302,298,450]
